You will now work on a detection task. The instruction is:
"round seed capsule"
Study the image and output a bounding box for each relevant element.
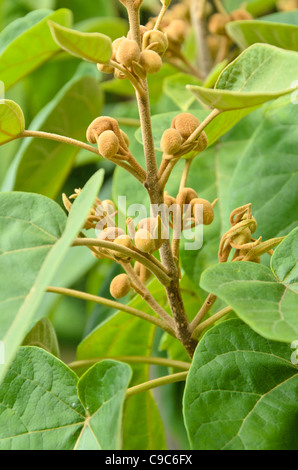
[160,128,183,155]
[191,198,215,226]
[172,113,201,140]
[97,130,120,159]
[135,229,156,253]
[110,274,131,299]
[139,50,162,74]
[116,38,141,67]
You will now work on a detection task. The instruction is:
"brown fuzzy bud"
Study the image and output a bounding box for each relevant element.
[114,234,134,251]
[110,274,131,299]
[112,37,125,60]
[134,261,151,282]
[243,214,257,234]
[193,131,208,153]
[142,30,168,54]
[231,227,251,246]
[191,198,214,226]
[164,192,176,208]
[114,68,126,80]
[230,9,253,21]
[97,63,114,74]
[101,200,116,216]
[160,128,182,155]
[164,20,187,43]
[86,117,114,144]
[120,130,130,147]
[177,188,198,206]
[208,13,230,35]
[116,38,141,67]
[139,50,162,74]
[172,113,201,140]
[135,229,157,253]
[97,130,120,159]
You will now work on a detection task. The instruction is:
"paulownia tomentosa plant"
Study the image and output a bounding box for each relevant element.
[0,0,297,451]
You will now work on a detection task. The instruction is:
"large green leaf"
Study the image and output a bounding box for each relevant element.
[75,17,128,42]
[188,44,298,110]
[229,96,298,240]
[48,21,112,63]
[9,69,103,198]
[226,20,298,52]
[22,318,60,358]
[77,281,167,450]
[200,230,298,343]
[0,100,24,145]
[0,347,131,450]
[0,9,72,90]
[271,228,298,287]
[222,0,277,16]
[183,320,298,450]
[0,169,104,384]
[163,73,203,112]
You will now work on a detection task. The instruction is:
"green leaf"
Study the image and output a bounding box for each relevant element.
[48,21,112,63]
[77,281,167,450]
[0,347,131,450]
[271,228,298,286]
[222,0,276,16]
[229,96,298,240]
[0,169,104,385]
[22,318,60,357]
[183,319,298,450]
[188,44,298,110]
[9,70,103,198]
[75,17,128,42]
[163,73,203,112]
[0,100,24,146]
[200,251,298,343]
[226,20,298,52]
[0,9,72,90]
[76,360,132,450]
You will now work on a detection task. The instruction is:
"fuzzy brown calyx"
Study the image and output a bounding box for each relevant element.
[86,116,121,144]
[127,25,148,40]
[116,38,141,67]
[97,130,120,159]
[230,9,253,21]
[160,128,183,155]
[243,214,257,234]
[110,274,131,299]
[172,113,201,140]
[139,50,162,74]
[112,37,125,60]
[191,198,214,226]
[231,227,252,246]
[208,13,230,35]
[176,188,198,206]
[164,192,176,208]
[135,229,157,253]
[193,131,208,153]
[111,234,135,260]
[142,30,168,54]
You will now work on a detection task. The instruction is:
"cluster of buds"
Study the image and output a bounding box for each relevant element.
[86,116,130,160]
[219,204,284,263]
[208,9,253,37]
[97,19,168,81]
[165,188,216,233]
[160,113,208,159]
[62,190,117,231]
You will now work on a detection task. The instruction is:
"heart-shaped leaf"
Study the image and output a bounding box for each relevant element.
[22,318,60,358]
[163,73,203,112]
[226,20,298,51]
[271,228,298,287]
[200,230,298,343]
[0,9,72,90]
[188,44,298,110]
[48,21,112,63]
[0,347,131,450]
[0,169,104,385]
[183,319,298,450]
[77,280,167,450]
[0,100,24,145]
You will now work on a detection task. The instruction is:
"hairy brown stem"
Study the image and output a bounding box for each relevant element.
[190,0,212,79]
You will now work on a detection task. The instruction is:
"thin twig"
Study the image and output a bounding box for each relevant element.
[69,356,191,371]
[47,286,176,337]
[190,293,217,331]
[72,238,172,286]
[179,159,193,193]
[22,130,100,155]
[126,371,188,398]
[191,0,212,79]
[183,109,222,148]
[192,306,233,339]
